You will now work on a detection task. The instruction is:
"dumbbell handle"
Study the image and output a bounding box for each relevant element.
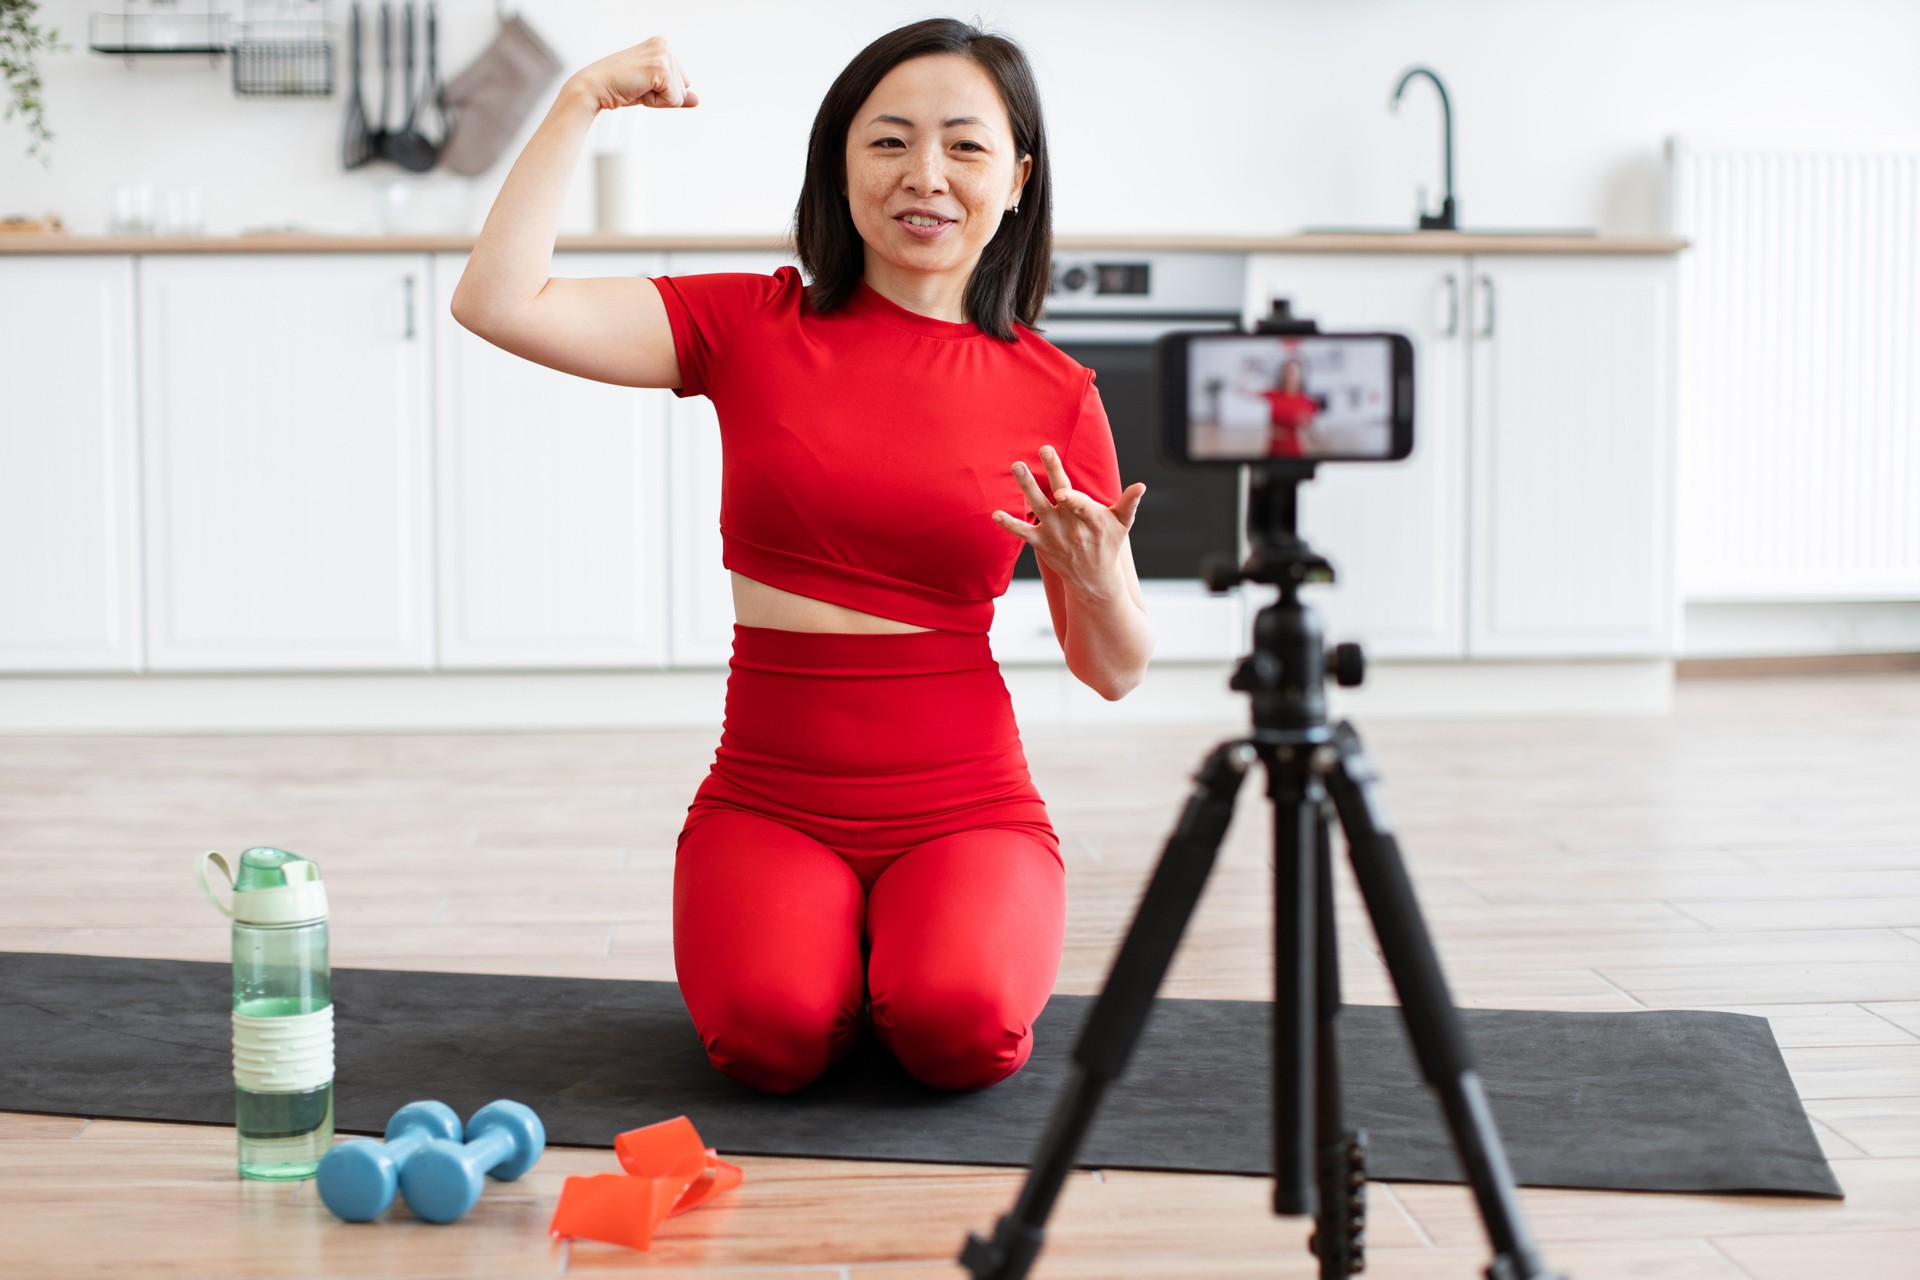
[379,1126,437,1165]
[459,1126,516,1176]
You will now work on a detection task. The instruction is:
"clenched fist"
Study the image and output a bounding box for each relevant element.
[573,36,698,112]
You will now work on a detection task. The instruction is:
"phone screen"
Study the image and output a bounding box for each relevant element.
[1167,332,1414,463]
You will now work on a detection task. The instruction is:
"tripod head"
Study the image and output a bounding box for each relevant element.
[1199,299,1365,734]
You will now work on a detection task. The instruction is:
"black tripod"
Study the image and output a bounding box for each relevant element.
[959,329,1566,1280]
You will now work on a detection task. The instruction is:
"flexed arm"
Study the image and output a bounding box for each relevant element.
[450,38,698,389]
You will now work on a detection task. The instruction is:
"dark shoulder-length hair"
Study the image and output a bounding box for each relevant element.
[793,17,1052,342]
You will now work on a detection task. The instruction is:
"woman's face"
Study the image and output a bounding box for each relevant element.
[1280,360,1305,392]
[843,54,1032,294]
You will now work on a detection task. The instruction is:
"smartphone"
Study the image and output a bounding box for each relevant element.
[1156,330,1415,464]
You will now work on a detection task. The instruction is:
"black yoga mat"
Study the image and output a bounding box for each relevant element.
[0,951,1840,1198]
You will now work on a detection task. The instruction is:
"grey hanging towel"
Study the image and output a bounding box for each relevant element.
[438,12,565,177]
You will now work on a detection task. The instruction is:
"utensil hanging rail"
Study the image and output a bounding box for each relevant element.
[88,1,337,96]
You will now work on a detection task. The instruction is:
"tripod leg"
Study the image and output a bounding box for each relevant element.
[1309,807,1367,1277]
[1320,722,1567,1280]
[959,741,1254,1280]
[1270,748,1318,1218]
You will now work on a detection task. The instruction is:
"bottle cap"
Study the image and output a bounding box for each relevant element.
[196,847,329,925]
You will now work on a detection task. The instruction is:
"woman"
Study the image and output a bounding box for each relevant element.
[451,18,1153,1095]
[1242,357,1321,458]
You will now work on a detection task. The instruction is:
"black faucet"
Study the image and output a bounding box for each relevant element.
[1390,65,1457,231]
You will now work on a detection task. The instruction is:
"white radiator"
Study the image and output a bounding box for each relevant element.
[1669,133,1920,601]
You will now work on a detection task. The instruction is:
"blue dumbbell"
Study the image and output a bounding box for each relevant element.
[400,1099,545,1224]
[316,1100,464,1222]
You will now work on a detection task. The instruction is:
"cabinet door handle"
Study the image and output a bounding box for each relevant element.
[1477,273,1495,338]
[404,273,416,340]
[1442,272,1460,337]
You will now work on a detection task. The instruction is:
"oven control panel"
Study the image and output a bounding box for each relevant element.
[1044,251,1245,316]
[1050,260,1152,300]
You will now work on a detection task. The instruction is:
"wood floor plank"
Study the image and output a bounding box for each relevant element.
[1600,961,1920,1008]
[1390,1156,1920,1247]
[1676,896,1920,930]
[1465,869,1920,905]
[1404,901,1710,935]
[1737,846,1920,872]
[1866,1001,1920,1038]
[438,894,671,926]
[567,1265,844,1279]
[1709,1227,1920,1279]
[1696,1003,1920,1048]
[1423,927,1920,971]
[75,1118,238,1144]
[1779,1045,1920,1100]
[1803,1097,1920,1158]
[1337,968,1649,1011]
[0,927,69,950]
[337,954,677,982]
[46,923,621,962]
[0,896,437,930]
[1809,1117,1871,1160]
[0,1112,87,1140]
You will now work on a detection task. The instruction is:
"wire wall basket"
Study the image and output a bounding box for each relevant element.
[232,14,335,97]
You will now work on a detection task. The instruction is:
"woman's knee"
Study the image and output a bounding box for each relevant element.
[872,982,1035,1091]
[672,807,867,1092]
[691,981,863,1094]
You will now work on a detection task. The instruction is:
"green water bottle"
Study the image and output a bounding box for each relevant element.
[196,846,335,1180]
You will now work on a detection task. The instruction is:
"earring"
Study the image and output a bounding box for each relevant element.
[1010,203,1020,215]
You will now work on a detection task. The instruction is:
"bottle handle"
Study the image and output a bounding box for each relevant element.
[196,851,236,919]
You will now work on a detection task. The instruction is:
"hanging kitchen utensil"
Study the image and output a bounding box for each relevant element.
[384,1,437,171]
[416,0,454,151]
[341,3,375,169]
[370,0,393,161]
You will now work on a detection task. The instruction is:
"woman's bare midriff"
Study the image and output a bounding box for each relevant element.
[730,571,935,634]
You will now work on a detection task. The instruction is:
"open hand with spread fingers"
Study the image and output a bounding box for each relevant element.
[992,444,1148,597]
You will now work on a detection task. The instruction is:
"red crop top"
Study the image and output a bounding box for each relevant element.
[651,265,1123,634]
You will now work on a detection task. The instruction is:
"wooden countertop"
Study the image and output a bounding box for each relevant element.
[0,231,1689,255]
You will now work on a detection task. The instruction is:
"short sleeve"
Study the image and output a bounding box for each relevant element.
[648,266,796,400]
[1062,369,1124,508]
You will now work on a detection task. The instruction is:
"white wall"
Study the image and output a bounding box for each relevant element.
[5,0,1919,238]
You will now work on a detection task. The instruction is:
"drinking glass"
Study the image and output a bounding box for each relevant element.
[109,183,155,236]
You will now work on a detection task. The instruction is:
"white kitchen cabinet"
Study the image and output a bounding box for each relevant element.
[1245,252,1675,659]
[1243,254,1468,658]
[659,251,799,667]
[433,251,670,669]
[1467,257,1675,656]
[139,254,433,670]
[0,255,143,672]
[989,578,1247,665]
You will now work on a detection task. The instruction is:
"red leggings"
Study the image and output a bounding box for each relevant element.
[673,624,1065,1095]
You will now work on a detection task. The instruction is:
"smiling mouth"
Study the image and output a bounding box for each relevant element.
[897,214,953,227]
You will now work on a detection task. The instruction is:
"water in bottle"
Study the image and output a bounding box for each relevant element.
[197,846,334,1179]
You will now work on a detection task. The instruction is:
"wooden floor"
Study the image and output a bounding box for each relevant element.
[4,672,1919,1278]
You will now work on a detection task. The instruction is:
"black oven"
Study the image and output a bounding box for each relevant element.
[1013,253,1246,582]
